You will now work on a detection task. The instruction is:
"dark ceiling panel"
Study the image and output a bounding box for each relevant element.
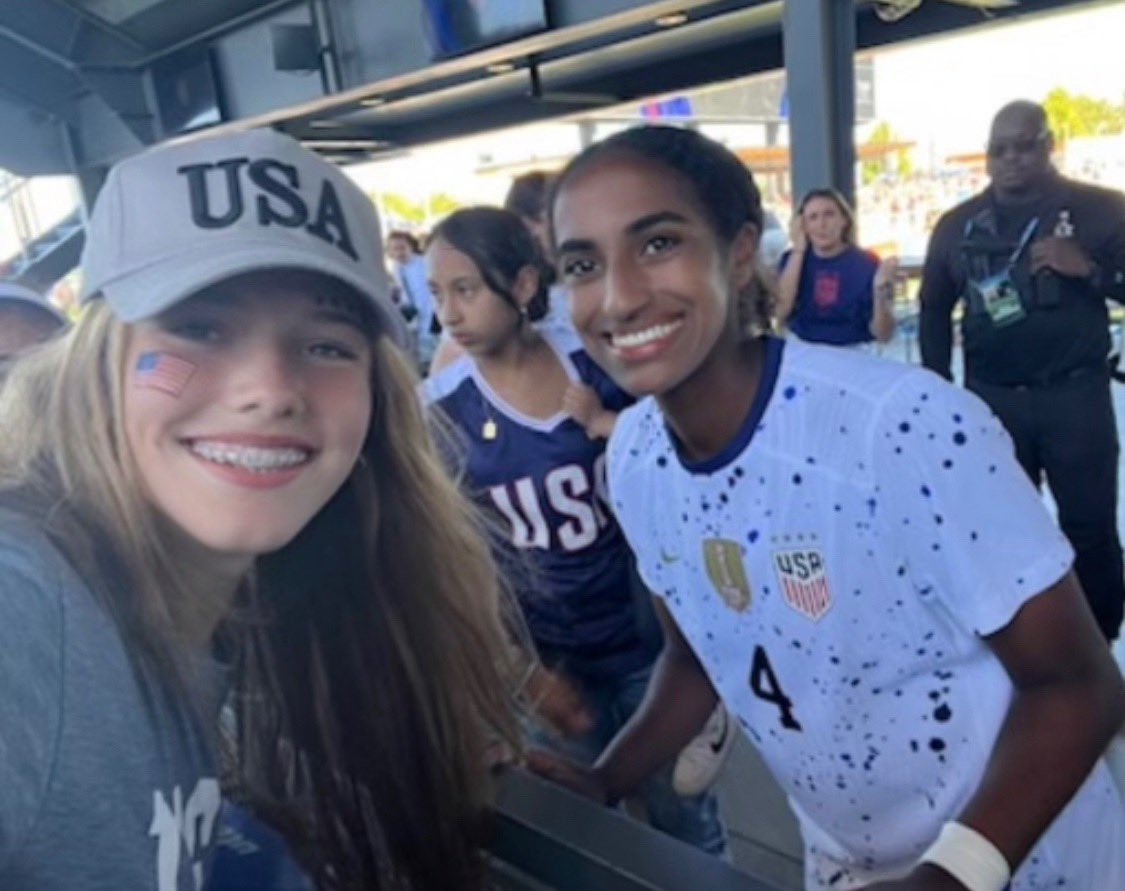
[286,2,785,154]
[0,95,69,175]
[68,0,285,50]
[0,34,81,123]
[70,0,169,27]
[370,28,783,149]
[0,2,88,60]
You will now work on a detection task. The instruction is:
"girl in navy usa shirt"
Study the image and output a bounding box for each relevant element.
[422,206,727,856]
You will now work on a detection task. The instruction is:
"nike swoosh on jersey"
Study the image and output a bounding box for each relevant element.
[709,711,730,754]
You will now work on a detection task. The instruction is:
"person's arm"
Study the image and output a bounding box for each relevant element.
[523,663,594,737]
[868,256,899,344]
[1097,191,1125,304]
[867,572,1125,890]
[592,599,718,801]
[865,378,1125,890]
[774,220,808,325]
[562,382,617,439]
[1030,190,1125,303]
[527,598,718,803]
[918,217,959,381]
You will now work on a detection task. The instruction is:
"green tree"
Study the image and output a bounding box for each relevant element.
[375,191,463,228]
[378,192,425,227]
[862,121,913,184]
[1042,88,1125,142]
[426,192,461,222]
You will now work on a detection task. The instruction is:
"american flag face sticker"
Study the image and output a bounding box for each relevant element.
[772,546,832,621]
[133,352,196,397]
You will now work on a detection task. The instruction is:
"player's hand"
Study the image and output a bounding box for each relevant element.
[789,216,808,254]
[862,862,968,890]
[525,666,594,737]
[874,256,900,299]
[525,748,611,805]
[1029,236,1094,279]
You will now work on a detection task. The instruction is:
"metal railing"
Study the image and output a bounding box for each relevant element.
[489,769,788,890]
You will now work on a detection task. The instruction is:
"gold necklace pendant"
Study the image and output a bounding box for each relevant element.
[482,419,498,441]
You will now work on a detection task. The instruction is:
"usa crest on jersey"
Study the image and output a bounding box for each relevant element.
[772,545,832,621]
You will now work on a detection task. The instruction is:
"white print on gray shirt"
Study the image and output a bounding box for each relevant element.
[148,779,220,891]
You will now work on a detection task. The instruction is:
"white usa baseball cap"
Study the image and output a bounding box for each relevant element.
[80,127,403,341]
[0,281,67,326]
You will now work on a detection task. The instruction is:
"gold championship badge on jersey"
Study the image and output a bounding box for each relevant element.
[702,538,752,612]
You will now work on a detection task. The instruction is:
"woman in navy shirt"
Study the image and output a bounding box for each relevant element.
[776,188,898,347]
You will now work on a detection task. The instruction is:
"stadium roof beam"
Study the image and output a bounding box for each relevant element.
[0,2,1106,183]
[0,2,142,71]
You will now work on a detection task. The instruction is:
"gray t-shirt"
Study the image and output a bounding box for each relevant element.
[0,507,221,890]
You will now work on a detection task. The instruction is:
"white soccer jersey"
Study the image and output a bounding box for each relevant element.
[608,337,1125,889]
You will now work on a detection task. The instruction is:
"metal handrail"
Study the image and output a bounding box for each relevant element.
[490,768,789,890]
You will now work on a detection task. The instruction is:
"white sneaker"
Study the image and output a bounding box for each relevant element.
[672,705,735,796]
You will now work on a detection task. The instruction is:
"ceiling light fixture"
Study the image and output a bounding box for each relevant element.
[486,61,516,74]
[654,12,688,27]
[360,97,386,108]
[301,139,392,150]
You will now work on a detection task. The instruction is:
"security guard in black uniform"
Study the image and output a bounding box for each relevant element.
[920,100,1125,641]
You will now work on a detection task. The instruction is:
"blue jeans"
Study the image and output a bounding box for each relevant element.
[209,802,313,890]
[529,663,729,858]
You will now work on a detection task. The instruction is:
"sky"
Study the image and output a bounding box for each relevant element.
[872,0,1125,158]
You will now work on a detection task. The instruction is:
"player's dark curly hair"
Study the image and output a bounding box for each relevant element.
[549,125,774,335]
[430,206,551,323]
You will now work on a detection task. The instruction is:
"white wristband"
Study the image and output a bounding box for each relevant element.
[920,822,1011,891]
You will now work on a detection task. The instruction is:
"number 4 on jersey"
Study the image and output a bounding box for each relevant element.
[749,645,802,731]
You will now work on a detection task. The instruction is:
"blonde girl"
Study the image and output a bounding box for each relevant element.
[0,128,517,891]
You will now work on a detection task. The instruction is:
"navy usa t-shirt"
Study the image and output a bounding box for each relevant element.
[423,329,653,679]
[780,245,879,346]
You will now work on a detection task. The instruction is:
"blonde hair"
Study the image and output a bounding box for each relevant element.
[0,302,213,680]
[0,296,521,889]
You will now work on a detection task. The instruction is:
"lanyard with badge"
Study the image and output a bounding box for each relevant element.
[968,216,1039,327]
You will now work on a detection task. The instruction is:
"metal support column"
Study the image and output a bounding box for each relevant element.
[782,0,857,205]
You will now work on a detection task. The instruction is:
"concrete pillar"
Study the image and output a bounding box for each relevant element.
[782,0,857,205]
